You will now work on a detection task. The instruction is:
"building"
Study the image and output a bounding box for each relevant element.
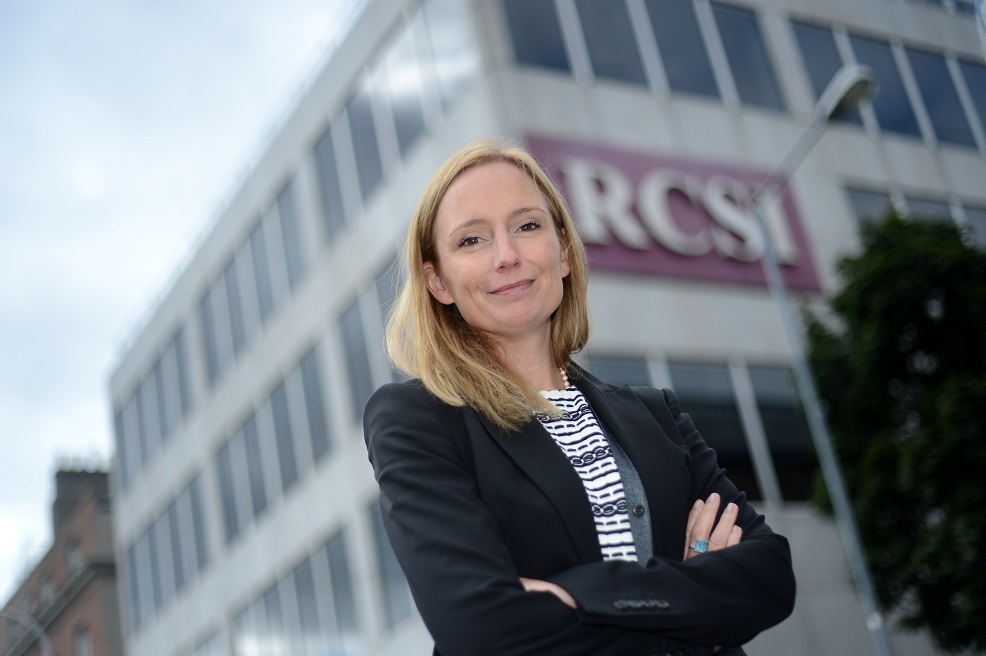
[107,0,986,654]
[0,464,122,656]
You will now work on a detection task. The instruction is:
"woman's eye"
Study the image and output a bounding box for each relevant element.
[519,220,541,232]
[458,235,481,248]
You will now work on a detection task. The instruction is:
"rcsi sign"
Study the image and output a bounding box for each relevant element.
[527,135,821,292]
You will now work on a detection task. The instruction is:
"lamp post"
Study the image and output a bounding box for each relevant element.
[0,607,54,656]
[747,63,895,656]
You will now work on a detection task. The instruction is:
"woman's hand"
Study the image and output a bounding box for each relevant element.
[683,493,742,560]
[520,577,577,609]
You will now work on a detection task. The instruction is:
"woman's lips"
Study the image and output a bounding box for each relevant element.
[490,280,533,295]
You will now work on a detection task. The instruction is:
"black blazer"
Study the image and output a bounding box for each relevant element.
[363,367,795,656]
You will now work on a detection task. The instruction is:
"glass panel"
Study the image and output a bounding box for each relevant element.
[749,366,816,501]
[189,475,210,570]
[382,27,427,157]
[644,0,719,97]
[906,48,976,147]
[587,355,651,386]
[575,0,647,85]
[198,291,220,386]
[845,187,893,224]
[233,244,260,349]
[791,21,861,124]
[370,503,413,628]
[277,178,307,289]
[232,603,257,656]
[326,532,360,641]
[126,543,143,631]
[250,219,276,324]
[667,361,762,499]
[904,194,953,223]
[224,258,247,356]
[74,627,93,656]
[159,341,182,438]
[174,486,198,585]
[300,348,331,462]
[958,59,986,139]
[313,126,347,244]
[152,360,170,443]
[216,441,241,543]
[113,408,130,491]
[121,395,143,481]
[175,327,193,416]
[422,0,480,108]
[293,558,328,654]
[243,414,269,519]
[340,299,375,424]
[166,499,186,593]
[347,81,385,202]
[849,34,922,137]
[152,512,176,607]
[272,381,299,492]
[137,373,161,462]
[501,0,570,72]
[712,2,784,110]
[953,0,977,15]
[263,584,289,656]
[963,204,986,248]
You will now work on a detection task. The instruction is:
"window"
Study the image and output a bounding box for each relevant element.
[644,0,719,98]
[711,2,784,110]
[381,28,428,157]
[40,575,55,606]
[422,0,480,108]
[957,59,986,140]
[232,245,261,349]
[791,21,861,124]
[340,299,375,424]
[277,178,307,289]
[249,219,277,323]
[347,81,385,202]
[588,355,651,386]
[292,558,328,653]
[963,204,986,248]
[502,0,570,72]
[198,289,220,386]
[136,373,162,463]
[126,544,143,631]
[166,500,186,593]
[232,601,260,656]
[270,381,300,493]
[749,366,816,501]
[575,0,647,85]
[906,48,976,147]
[158,340,183,438]
[667,361,762,499]
[262,583,289,656]
[113,408,131,491]
[174,327,193,416]
[67,539,85,574]
[313,126,347,244]
[243,415,269,518]
[953,0,976,15]
[326,532,360,643]
[300,348,331,462]
[151,513,176,608]
[845,187,894,224]
[189,476,210,570]
[904,194,953,223]
[224,258,247,356]
[216,441,242,543]
[370,503,413,628]
[849,35,922,137]
[74,627,93,656]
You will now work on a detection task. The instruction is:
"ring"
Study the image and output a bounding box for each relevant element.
[689,540,709,554]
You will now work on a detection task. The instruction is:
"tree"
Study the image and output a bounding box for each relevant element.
[806,214,986,653]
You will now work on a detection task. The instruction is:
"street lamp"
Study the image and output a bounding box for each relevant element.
[0,607,54,656]
[747,64,894,656]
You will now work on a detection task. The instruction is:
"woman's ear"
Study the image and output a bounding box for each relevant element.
[423,262,454,305]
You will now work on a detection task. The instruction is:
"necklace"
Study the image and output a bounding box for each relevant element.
[559,366,570,389]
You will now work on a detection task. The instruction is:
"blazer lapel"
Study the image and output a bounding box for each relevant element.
[473,410,603,564]
[576,375,692,560]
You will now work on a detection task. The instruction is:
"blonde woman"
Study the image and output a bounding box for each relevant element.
[364,139,795,656]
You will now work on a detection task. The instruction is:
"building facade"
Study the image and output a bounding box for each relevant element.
[108,0,986,654]
[1,465,122,656]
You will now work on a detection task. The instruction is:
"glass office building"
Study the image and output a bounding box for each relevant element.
[108,0,985,653]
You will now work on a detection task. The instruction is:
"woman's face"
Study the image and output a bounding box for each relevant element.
[424,161,570,348]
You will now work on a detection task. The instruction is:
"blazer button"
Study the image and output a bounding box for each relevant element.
[655,599,670,610]
[613,599,630,610]
[633,504,646,517]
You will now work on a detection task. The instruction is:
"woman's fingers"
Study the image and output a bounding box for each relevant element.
[685,494,743,559]
[520,577,576,609]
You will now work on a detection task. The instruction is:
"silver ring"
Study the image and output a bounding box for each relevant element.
[689,540,709,554]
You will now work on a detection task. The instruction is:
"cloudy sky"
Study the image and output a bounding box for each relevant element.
[0,0,358,602]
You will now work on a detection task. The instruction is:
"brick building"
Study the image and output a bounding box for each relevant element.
[0,465,122,656]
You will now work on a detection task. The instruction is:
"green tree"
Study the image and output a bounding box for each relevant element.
[806,214,986,653]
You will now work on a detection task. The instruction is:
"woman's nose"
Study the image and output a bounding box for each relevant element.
[493,236,521,270]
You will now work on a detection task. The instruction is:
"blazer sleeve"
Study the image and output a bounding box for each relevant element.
[547,388,796,647]
[364,382,713,656]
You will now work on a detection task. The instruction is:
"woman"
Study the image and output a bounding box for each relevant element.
[363,139,795,656]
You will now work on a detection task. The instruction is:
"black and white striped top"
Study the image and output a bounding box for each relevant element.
[537,388,638,562]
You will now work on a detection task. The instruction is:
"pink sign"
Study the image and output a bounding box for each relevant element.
[526,135,821,292]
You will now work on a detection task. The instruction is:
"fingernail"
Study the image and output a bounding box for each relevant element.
[707,493,719,503]
[693,499,703,509]
[726,503,737,513]
[732,525,741,533]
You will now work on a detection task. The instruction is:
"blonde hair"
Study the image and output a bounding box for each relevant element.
[385,138,590,429]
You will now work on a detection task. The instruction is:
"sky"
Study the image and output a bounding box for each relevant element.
[0,0,359,603]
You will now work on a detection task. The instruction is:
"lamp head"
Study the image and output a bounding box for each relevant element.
[814,63,878,122]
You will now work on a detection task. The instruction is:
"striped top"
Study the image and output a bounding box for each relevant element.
[537,388,638,562]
